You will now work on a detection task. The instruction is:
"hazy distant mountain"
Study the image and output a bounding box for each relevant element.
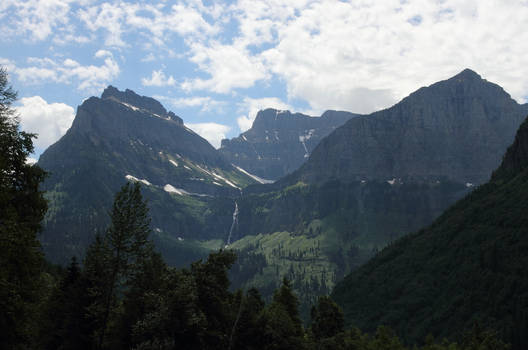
[332,116,528,349]
[287,69,528,186]
[219,109,358,180]
[38,87,255,264]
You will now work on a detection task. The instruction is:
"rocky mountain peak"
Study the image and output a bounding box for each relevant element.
[101,86,181,123]
[452,68,481,80]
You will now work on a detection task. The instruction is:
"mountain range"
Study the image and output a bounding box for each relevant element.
[225,69,528,314]
[37,69,527,320]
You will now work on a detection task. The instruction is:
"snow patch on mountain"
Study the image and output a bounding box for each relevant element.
[233,165,274,184]
[125,174,152,186]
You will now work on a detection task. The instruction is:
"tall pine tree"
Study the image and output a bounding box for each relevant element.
[0,67,47,349]
[83,182,155,349]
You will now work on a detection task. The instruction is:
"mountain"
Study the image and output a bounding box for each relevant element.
[331,116,528,349]
[286,69,528,186]
[225,69,528,318]
[219,109,358,180]
[38,87,255,264]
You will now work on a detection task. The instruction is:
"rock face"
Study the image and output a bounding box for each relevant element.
[38,87,255,264]
[291,69,528,186]
[331,117,528,349]
[219,109,358,180]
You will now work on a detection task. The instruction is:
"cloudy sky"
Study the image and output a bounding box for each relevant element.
[2,0,528,157]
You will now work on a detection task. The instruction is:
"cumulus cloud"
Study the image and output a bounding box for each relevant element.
[186,122,231,148]
[141,70,176,87]
[2,0,528,119]
[181,41,269,93]
[176,0,528,111]
[16,96,75,153]
[78,1,219,48]
[236,97,294,132]
[254,0,528,111]
[12,51,119,93]
[0,0,72,41]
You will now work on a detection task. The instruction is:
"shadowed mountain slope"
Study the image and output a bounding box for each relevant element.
[332,116,528,349]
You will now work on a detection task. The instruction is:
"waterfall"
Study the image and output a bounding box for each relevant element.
[225,201,239,248]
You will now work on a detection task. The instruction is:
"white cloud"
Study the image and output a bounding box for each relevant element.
[236,97,293,132]
[2,0,528,118]
[253,0,528,111]
[78,1,220,48]
[186,122,231,148]
[141,70,176,87]
[175,0,528,112]
[79,2,126,46]
[181,41,269,93]
[0,0,72,41]
[12,51,119,93]
[16,96,75,152]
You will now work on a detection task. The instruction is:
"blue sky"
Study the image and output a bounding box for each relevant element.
[2,0,528,159]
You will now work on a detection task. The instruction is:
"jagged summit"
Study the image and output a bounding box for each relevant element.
[100,85,183,124]
[101,85,165,115]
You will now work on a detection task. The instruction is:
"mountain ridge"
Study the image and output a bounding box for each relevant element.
[283,68,527,186]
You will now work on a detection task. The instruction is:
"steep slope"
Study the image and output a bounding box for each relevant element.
[39,87,255,264]
[220,109,357,180]
[288,69,527,185]
[226,69,527,318]
[332,117,528,349]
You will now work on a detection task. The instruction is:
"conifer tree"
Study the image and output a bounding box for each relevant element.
[83,182,154,349]
[310,296,344,341]
[0,67,47,349]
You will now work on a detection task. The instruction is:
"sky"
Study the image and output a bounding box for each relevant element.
[1,0,528,159]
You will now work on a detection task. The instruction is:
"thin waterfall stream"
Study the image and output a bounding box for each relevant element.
[225,201,239,248]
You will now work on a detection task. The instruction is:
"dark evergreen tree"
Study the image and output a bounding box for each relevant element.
[190,249,238,349]
[40,257,93,350]
[83,182,155,349]
[310,296,344,341]
[0,67,47,349]
[230,287,265,350]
